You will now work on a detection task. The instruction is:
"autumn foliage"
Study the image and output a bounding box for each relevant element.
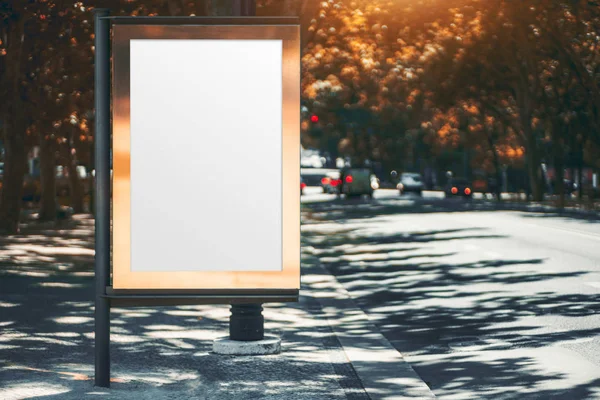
[298,0,600,202]
[1,0,600,232]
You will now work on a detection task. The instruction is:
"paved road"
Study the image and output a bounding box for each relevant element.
[302,191,600,399]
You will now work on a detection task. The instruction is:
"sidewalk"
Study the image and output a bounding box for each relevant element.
[0,214,433,399]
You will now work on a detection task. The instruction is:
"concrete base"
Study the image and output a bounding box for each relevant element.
[212,335,281,355]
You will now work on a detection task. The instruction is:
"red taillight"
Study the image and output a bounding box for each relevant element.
[301,182,306,189]
[345,176,353,183]
[321,177,331,185]
[451,187,458,194]
[331,179,341,187]
[464,188,471,195]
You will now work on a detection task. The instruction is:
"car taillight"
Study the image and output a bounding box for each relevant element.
[345,176,353,183]
[331,179,340,187]
[464,188,471,195]
[301,182,306,189]
[451,187,458,194]
[321,177,331,185]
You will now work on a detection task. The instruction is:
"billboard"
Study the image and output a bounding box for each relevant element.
[111,21,300,291]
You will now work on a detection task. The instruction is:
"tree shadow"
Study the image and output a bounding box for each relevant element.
[0,215,374,399]
[2,203,599,399]
[301,200,600,399]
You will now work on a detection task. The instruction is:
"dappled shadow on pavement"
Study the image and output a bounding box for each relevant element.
[0,215,371,399]
[302,199,600,399]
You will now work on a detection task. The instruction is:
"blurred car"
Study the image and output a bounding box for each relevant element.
[301,176,306,196]
[397,173,424,196]
[445,178,473,198]
[472,178,488,193]
[340,167,374,198]
[320,171,342,194]
[472,177,499,197]
[301,168,339,192]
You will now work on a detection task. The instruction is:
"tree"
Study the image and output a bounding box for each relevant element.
[0,4,30,233]
[424,0,600,202]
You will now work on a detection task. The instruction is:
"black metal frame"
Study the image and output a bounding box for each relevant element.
[94,6,300,388]
[105,288,298,307]
[107,16,298,25]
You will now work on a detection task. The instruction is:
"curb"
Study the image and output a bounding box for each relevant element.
[501,201,600,219]
[302,252,436,400]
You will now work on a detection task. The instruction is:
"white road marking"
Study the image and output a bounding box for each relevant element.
[520,221,600,241]
[585,282,600,289]
[484,251,502,259]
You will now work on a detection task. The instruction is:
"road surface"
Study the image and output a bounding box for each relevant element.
[302,189,600,399]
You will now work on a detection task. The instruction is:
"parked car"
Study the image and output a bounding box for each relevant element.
[472,176,499,197]
[472,178,488,193]
[398,173,424,196]
[340,167,374,198]
[301,168,339,192]
[320,171,342,194]
[445,178,473,198]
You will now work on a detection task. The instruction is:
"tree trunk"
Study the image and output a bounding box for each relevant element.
[551,122,566,209]
[514,68,543,202]
[0,18,28,233]
[487,133,503,201]
[524,156,542,201]
[523,124,543,202]
[555,158,565,210]
[577,159,583,201]
[209,0,232,15]
[299,0,325,49]
[0,118,27,234]
[38,135,57,221]
[65,149,84,214]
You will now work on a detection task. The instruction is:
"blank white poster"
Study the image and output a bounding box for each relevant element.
[129,39,283,272]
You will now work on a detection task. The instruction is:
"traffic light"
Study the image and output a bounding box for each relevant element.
[309,114,323,138]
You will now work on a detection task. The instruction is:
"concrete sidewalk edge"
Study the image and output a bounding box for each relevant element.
[302,253,436,399]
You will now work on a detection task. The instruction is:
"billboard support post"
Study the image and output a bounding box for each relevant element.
[94,7,111,388]
[230,303,264,341]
